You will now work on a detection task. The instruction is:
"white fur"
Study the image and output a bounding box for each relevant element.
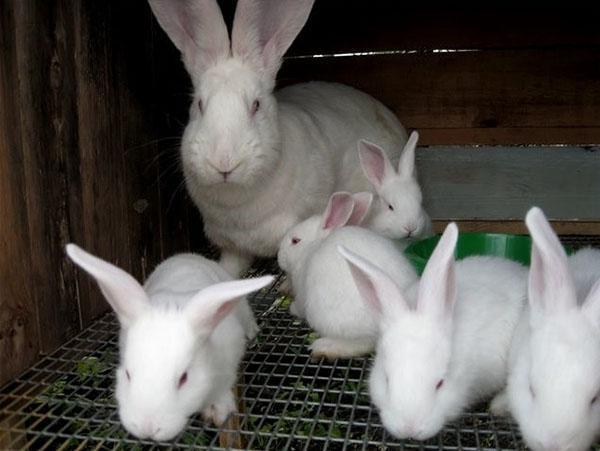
[66,244,272,441]
[149,0,408,276]
[493,208,600,451]
[277,192,418,359]
[357,132,433,241]
[340,223,528,440]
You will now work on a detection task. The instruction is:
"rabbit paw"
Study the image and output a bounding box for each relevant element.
[202,391,237,426]
[489,390,510,416]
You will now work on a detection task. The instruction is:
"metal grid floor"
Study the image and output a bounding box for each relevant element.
[2,237,599,450]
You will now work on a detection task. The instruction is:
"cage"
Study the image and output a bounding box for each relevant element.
[1,2,600,450]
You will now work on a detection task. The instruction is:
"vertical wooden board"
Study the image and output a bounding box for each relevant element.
[12,1,81,352]
[72,1,165,323]
[0,1,40,385]
[417,146,600,220]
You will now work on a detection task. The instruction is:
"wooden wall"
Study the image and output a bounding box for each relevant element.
[0,1,599,385]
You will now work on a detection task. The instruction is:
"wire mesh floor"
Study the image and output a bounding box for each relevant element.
[1,237,599,450]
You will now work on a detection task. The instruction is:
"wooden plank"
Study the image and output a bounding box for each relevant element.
[12,1,82,353]
[433,220,600,236]
[0,1,40,386]
[288,5,600,56]
[280,49,600,145]
[417,146,600,221]
[419,128,600,146]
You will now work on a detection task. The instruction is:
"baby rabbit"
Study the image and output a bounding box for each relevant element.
[149,0,408,277]
[357,131,433,241]
[339,223,528,440]
[278,192,418,359]
[490,207,600,451]
[66,244,273,441]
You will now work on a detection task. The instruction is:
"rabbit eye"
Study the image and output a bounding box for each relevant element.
[198,99,203,113]
[178,372,188,389]
[436,379,444,390]
[251,99,260,115]
[387,204,394,211]
[591,395,598,406]
[291,237,301,245]
[125,370,131,382]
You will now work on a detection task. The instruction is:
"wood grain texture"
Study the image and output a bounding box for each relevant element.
[433,220,600,236]
[72,1,165,324]
[12,1,82,353]
[279,48,600,145]
[0,0,40,385]
[417,146,600,221]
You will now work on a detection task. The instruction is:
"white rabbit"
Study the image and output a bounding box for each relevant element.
[66,244,273,441]
[339,223,528,440]
[277,191,373,276]
[357,131,433,241]
[148,0,408,277]
[278,192,418,358]
[490,207,600,451]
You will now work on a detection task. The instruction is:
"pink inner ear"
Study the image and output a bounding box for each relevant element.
[209,299,238,329]
[323,195,354,230]
[361,144,386,186]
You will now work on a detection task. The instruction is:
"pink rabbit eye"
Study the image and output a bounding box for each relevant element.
[436,379,444,390]
[291,237,301,245]
[251,99,260,115]
[125,370,131,381]
[178,372,188,389]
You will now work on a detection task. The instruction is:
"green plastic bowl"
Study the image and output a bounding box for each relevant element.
[404,232,571,275]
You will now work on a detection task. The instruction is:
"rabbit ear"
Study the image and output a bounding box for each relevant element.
[148,0,230,77]
[231,0,314,80]
[398,131,419,177]
[66,244,148,327]
[320,192,355,231]
[416,223,458,321]
[358,140,395,190]
[187,275,273,332]
[582,278,600,327]
[338,245,409,317]
[525,207,577,314]
[347,192,373,226]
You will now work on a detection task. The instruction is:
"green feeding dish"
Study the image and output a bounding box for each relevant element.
[404,232,571,276]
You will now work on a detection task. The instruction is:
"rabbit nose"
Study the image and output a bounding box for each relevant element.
[403,225,416,237]
[207,159,240,181]
[140,419,160,438]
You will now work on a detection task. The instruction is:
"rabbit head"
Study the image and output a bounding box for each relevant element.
[149,0,314,187]
[66,244,272,441]
[508,207,600,451]
[277,191,358,272]
[359,131,431,239]
[339,223,459,440]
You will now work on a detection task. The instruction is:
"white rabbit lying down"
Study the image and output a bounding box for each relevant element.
[339,223,528,440]
[148,0,408,277]
[278,191,418,359]
[66,244,273,441]
[490,208,600,451]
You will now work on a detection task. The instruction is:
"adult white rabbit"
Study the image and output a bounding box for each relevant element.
[148,0,407,277]
[339,223,528,440]
[357,131,433,241]
[490,208,600,451]
[66,244,273,441]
